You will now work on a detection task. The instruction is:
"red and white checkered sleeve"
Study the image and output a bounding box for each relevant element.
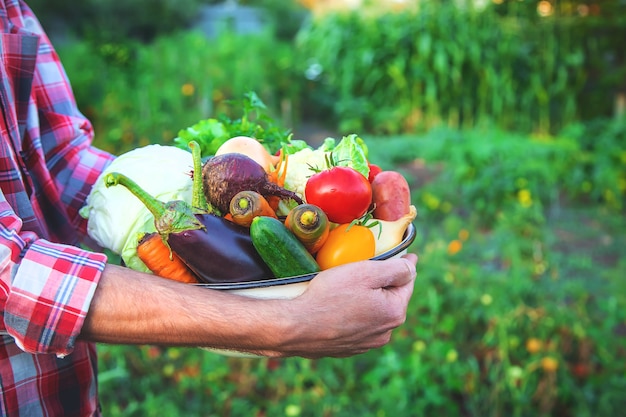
[0,198,107,356]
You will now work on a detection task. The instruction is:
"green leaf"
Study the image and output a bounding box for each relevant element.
[331,134,370,178]
[173,118,228,157]
[173,91,292,156]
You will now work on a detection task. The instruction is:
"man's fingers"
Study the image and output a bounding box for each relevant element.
[367,254,417,289]
[402,252,418,266]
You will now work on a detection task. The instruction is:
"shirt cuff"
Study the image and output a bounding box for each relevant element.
[5,239,107,356]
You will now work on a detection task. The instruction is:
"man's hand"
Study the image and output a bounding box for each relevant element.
[263,253,418,358]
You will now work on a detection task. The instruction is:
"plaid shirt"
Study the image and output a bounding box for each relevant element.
[1,1,114,415]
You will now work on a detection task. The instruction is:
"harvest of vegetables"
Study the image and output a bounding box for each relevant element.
[81,108,416,285]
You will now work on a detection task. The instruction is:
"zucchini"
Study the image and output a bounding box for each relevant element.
[250,216,320,278]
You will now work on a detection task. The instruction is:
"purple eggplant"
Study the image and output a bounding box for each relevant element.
[167,212,274,282]
[104,169,274,284]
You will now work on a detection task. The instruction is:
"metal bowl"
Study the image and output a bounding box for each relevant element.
[194,223,417,299]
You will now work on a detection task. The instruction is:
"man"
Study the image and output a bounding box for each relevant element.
[0,1,418,415]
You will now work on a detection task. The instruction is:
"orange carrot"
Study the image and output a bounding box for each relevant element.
[268,150,288,187]
[267,151,290,211]
[229,190,277,227]
[136,232,199,283]
[265,195,279,212]
[284,204,330,254]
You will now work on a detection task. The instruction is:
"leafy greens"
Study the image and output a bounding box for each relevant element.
[173,91,292,156]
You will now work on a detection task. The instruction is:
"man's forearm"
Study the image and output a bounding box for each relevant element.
[80,264,287,354]
[80,255,418,358]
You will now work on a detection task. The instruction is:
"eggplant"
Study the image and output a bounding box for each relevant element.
[104,171,275,284]
[167,212,274,282]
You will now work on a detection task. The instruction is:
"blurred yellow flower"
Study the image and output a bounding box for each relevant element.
[413,340,427,353]
[161,130,173,141]
[212,89,224,102]
[447,239,462,255]
[517,189,533,207]
[507,366,523,383]
[181,83,195,96]
[163,363,175,377]
[526,338,543,354]
[167,348,181,359]
[446,349,458,363]
[458,229,470,241]
[423,192,440,210]
[285,404,301,416]
[480,293,493,306]
[541,356,559,373]
[534,262,547,275]
[537,0,554,17]
[121,131,134,144]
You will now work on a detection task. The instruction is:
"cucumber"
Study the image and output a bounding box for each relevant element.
[250,216,320,278]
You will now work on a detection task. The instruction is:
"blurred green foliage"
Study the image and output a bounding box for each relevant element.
[40,1,623,155]
[55,29,299,155]
[493,0,626,121]
[295,3,588,134]
[27,0,203,42]
[379,122,625,216]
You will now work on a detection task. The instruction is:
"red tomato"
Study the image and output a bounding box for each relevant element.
[315,223,375,270]
[305,166,372,224]
[368,163,383,182]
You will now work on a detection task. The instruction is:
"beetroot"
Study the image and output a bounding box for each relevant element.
[202,153,303,214]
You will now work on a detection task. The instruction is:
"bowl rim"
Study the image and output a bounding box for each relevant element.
[194,222,417,291]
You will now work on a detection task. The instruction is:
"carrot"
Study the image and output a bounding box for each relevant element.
[267,151,290,211]
[266,195,281,212]
[136,232,199,283]
[267,150,288,187]
[229,190,278,227]
[284,204,330,254]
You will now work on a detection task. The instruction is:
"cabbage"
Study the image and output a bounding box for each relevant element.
[80,145,194,272]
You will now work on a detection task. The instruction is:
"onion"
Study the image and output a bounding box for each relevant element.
[202,152,303,214]
[214,136,279,174]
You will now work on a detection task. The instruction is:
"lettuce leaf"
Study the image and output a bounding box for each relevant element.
[173,118,228,157]
[173,92,292,156]
[319,137,337,152]
[281,139,311,155]
[331,134,370,178]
